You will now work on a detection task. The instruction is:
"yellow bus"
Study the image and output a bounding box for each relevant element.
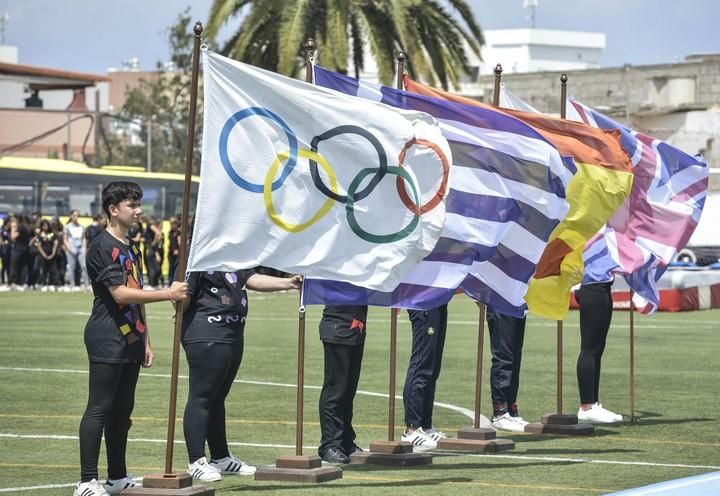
[0,156,199,280]
[0,156,198,220]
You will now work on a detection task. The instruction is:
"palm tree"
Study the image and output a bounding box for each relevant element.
[205,0,484,90]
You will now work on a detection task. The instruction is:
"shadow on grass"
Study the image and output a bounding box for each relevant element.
[219,477,476,492]
[629,411,716,426]
[342,458,578,472]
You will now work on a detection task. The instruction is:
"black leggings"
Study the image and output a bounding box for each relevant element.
[183,341,243,463]
[79,362,140,482]
[575,283,613,405]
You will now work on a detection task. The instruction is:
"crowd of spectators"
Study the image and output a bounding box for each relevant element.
[0,211,183,292]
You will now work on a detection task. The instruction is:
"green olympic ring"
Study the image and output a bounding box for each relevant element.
[345,165,421,244]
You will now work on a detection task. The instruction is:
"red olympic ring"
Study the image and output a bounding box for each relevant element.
[396,138,450,215]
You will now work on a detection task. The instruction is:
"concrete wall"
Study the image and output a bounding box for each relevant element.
[475,55,720,115]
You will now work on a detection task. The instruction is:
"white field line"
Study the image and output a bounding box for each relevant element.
[0,366,481,424]
[436,451,720,471]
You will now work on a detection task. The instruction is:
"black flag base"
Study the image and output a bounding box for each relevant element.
[437,427,515,452]
[350,440,432,466]
[255,455,343,483]
[123,473,214,495]
[525,413,595,435]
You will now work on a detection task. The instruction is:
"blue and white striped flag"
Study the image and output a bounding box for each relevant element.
[303,67,575,316]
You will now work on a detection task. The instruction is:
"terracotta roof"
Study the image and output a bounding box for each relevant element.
[0,62,110,90]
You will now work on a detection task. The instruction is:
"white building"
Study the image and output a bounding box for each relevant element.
[475,28,606,75]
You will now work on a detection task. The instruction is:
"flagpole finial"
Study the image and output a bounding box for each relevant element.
[193,21,203,36]
[396,51,407,90]
[560,73,568,84]
[494,64,503,76]
[303,37,316,52]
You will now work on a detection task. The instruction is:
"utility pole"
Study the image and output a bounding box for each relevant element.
[523,0,538,29]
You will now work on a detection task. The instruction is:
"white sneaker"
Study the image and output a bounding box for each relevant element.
[491,412,526,432]
[103,476,138,494]
[188,456,222,482]
[401,427,437,451]
[595,403,623,422]
[512,415,529,427]
[74,479,109,496]
[578,403,622,424]
[424,428,448,442]
[210,453,256,475]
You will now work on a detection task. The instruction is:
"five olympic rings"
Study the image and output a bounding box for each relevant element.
[218,107,450,243]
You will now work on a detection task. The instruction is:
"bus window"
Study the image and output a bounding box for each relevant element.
[68,182,99,216]
[0,185,34,214]
[42,185,70,216]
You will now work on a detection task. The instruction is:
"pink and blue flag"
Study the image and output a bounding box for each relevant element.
[567,99,709,313]
[302,66,574,316]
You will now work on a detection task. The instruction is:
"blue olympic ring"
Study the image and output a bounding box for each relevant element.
[219,107,299,193]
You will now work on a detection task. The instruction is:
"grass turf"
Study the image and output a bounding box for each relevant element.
[0,291,718,495]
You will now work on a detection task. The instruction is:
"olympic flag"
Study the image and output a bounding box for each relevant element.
[187,51,451,291]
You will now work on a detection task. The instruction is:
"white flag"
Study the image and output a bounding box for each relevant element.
[187,51,451,291]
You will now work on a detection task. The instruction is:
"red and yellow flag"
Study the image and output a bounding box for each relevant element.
[404,76,633,319]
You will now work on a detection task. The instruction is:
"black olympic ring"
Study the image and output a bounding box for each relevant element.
[309,125,388,203]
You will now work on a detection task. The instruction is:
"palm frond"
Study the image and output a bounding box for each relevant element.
[278,0,313,76]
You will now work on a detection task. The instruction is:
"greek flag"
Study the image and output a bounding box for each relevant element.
[303,67,574,316]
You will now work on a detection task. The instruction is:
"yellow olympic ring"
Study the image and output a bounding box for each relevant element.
[263,148,339,233]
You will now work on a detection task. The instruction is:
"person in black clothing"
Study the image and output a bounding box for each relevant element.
[486,309,528,432]
[9,215,33,288]
[400,305,448,450]
[318,305,368,464]
[0,216,13,285]
[85,214,106,247]
[35,219,59,289]
[575,281,623,424]
[179,269,301,481]
[167,217,181,283]
[75,182,188,496]
[53,217,67,287]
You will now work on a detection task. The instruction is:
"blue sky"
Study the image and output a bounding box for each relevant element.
[1,0,718,74]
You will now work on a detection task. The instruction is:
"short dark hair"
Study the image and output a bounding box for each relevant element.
[102,181,143,218]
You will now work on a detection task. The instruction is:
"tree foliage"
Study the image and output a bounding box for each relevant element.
[205,0,484,89]
[115,9,204,174]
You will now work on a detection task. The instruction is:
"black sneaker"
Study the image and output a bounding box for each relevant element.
[320,446,350,464]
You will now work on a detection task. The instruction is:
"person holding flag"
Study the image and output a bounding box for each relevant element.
[178,264,302,481]
[401,305,448,450]
[317,305,368,464]
[76,182,189,496]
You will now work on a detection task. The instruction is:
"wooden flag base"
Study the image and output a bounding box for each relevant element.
[437,427,515,452]
[123,473,214,495]
[350,440,432,466]
[254,455,343,483]
[524,414,595,435]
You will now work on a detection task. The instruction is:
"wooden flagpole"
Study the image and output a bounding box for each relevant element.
[629,291,636,422]
[255,37,341,482]
[350,50,431,465]
[165,20,203,476]
[129,21,208,495]
[435,63,512,452]
[525,73,592,435]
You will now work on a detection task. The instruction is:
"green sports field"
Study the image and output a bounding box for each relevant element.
[0,291,718,495]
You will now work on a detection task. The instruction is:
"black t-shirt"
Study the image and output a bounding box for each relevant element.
[85,224,104,245]
[319,305,368,345]
[38,231,57,255]
[182,269,256,345]
[84,230,146,364]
